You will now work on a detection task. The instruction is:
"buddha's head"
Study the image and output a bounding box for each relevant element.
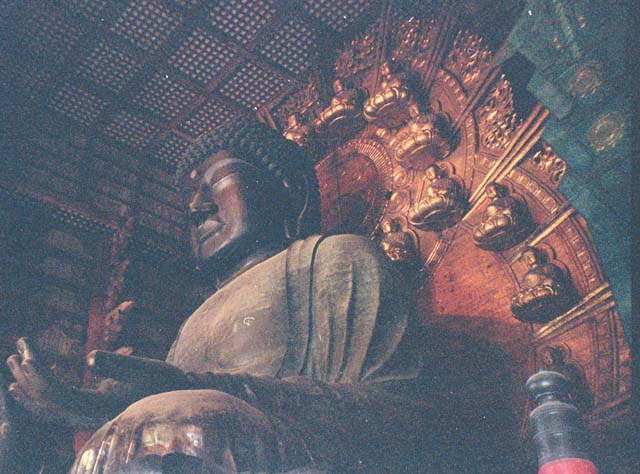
[485,182,507,200]
[332,79,345,94]
[521,246,545,268]
[380,61,392,78]
[177,117,320,272]
[425,164,444,181]
[287,113,300,128]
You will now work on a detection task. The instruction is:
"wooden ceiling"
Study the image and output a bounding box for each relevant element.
[5,0,375,169]
[3,0,523,171]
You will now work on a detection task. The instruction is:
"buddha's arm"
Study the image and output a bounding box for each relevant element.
[6,341,189,430]
[89,351,428,447]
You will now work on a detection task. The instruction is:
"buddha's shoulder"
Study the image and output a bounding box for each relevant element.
[312,234,388,267]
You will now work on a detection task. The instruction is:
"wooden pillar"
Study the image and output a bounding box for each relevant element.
[74,212,135,452]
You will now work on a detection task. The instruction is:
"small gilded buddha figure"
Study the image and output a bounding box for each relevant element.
[511,246,572,323]
[408,164,466,231]
[282,113,312,147]
[540,346,592,412]
[313,78,361,133]
[472,182,527,251]
[380,218,417,263]
[389,103,453,169]
[363,61,415,128]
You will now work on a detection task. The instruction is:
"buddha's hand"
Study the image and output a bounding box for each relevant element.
[6,338,82,424]
[87,350,190,396]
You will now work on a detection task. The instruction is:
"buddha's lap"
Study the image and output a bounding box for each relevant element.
[71,390,310,474]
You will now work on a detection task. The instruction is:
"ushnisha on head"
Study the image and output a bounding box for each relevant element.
[176,116,320,271]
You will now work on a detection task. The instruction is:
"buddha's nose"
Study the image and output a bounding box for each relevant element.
[189,185,217,226]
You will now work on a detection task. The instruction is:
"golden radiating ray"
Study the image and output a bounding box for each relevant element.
[372,0,395,95]
[506,202,574,264]
[466,104,549,212]
[471,102,547,202]
[535,283,614,339]
[421,228,457,278]
[494,118,548,182]
[524,206,576,248]
[421,0,462,91]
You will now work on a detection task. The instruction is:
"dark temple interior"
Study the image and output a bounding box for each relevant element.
[0,0,634,472]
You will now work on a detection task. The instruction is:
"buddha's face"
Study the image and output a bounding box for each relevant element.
[425,165,441,181]
[486,183,499,199]
[287,113,299,127]
[187,151,282,269]
[522,248,540,267]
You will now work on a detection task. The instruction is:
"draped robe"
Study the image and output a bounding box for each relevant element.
[71,235,433,474]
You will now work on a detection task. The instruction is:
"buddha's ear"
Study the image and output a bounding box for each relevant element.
[286,175,316,240]
[284,176,306,240]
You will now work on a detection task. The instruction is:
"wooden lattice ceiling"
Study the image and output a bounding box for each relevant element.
[4,0,523,171]
[5,0,376,168]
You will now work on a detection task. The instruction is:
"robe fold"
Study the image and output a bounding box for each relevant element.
[71,235,429,474]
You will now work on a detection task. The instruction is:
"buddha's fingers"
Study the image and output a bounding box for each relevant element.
[16,338,35,364]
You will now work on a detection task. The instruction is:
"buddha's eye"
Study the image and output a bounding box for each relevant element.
[189,184,219,226]
[189,202,218,227]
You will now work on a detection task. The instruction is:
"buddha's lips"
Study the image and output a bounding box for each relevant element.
[197,220,224,241]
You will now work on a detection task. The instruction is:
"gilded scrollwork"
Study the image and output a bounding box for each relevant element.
[408,164,466,231]
[274,78,320,130]
[335,27,377,79]
[391,17,434,71]
[444,31,493,92]
[475,74,518,152]
[529,143,567,187]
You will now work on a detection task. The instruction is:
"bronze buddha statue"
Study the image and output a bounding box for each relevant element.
[472,182,527,251]
[2,119,433,473]
[408,164,466,231]
[511,246,572,323]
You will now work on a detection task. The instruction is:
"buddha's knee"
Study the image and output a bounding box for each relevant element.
[72,390,309,474]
